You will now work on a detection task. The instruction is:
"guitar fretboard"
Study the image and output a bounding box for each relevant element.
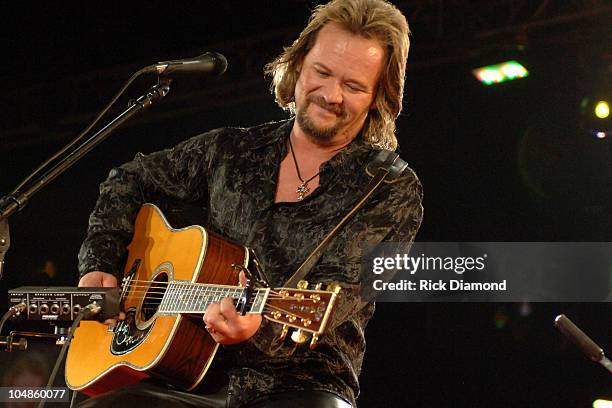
[157,282,269,314]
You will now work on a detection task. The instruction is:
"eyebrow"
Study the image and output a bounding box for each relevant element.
[313,62,369,90]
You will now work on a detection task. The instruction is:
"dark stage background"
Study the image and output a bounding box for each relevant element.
[1,1,611,407]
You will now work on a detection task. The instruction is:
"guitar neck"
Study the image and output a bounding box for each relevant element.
[149,279,340,338]
[157,282,269,314]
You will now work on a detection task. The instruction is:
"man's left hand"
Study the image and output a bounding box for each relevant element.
[202,272,262,344]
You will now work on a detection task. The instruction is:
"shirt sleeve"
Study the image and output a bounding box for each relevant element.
[77,130,220,280]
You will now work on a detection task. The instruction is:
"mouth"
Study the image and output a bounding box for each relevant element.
[308,98,343,118]
[311,102,339,117]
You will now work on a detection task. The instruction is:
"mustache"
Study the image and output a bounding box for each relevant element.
[307,95,344,116]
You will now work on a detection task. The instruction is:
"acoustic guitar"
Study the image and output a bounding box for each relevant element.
[65,203,341,396]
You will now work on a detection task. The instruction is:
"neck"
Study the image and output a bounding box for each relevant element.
[290,123,357,161]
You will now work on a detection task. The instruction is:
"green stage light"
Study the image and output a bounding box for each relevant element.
[595,101,610,119]
[473,60,529,85]
[593,399,612,408]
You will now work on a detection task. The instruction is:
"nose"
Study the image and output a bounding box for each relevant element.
[322,80,343,105]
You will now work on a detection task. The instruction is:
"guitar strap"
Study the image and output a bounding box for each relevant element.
[284,149,409,287]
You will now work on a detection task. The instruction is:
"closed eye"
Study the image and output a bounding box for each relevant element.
[315,69,330,78]
[346,83,365,92]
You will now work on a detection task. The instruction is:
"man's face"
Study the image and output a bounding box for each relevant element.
[294,23,385,145]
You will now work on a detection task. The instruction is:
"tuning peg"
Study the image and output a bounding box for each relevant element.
[309,334,319,349]
[297,280,309,290]
[291,329,310,344]
[279,325,289,341]
[314,283,323,290]
[326,283,342,293]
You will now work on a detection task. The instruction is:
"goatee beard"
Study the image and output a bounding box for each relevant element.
[296,96,345,144]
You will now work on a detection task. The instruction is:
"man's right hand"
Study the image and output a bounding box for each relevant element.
[78,271,119,288]
[78,271,125,326]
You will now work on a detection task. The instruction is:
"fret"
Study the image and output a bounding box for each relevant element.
[187,284,195,312]
[202,285,210,312]
[172,283,180,311]
[167,283,175,312]
[184,286,191,308]
[185,283,193,311]
[182,283,190,311]
[193,284,202,313]
[250,288,270,313]
[175,283,183,311]
[201,285,212,311]
[193,284,200,312]
[160,283,172,312]
[158,284,167,311]
[172,283,183,312]
[192,285,199,313]
[208,285,216,304]
[164,284,175,311]
[172,282,182,312]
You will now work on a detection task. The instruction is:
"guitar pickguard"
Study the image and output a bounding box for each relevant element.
[110,308,155,355]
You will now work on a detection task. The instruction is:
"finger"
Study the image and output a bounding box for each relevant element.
[205,303,230,327]
[102,274,119,287]
[203,308,231,337]
[203,303,221,325]
[78,274,101,287]
[219,297,239,322]
[207,319,231,336]
[239,271,247,287]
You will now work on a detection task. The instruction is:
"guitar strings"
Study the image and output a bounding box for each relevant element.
[121,288,319,298]
[122,285,329,295]
[120,287,322,303]
[122,279,332,291]
[128,293,321,303]
[120,286,309,296]
[137,303,307,319]
[119,284,328,298]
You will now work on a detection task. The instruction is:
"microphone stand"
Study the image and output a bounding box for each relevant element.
[0,219,8,280]
[0,78,172,279]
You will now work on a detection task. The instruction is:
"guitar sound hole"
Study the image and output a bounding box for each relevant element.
[141,272,168,321]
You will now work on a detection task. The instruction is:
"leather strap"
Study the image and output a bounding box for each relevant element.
[284,150,406,287]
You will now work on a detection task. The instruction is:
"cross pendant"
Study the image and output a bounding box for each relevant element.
[296,182,310,201]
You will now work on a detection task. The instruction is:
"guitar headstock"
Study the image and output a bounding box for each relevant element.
[263,280,341,349]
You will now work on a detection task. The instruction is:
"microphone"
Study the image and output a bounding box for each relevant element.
[555,314,612,374]
[145,52,228,76]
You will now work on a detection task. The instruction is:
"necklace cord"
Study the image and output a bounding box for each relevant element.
[288,137,320,184]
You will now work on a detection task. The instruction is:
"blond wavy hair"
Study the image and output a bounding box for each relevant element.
[265,0,410,150]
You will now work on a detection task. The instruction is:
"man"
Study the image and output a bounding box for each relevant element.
[78,0,422,406]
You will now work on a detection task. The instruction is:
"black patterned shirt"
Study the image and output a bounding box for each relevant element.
[78,119,423,407]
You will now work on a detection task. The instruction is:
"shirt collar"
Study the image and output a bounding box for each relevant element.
[254,117,376,174]
[249,119,294,150]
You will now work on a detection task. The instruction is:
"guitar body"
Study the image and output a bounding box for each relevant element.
[65,204,248,396]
